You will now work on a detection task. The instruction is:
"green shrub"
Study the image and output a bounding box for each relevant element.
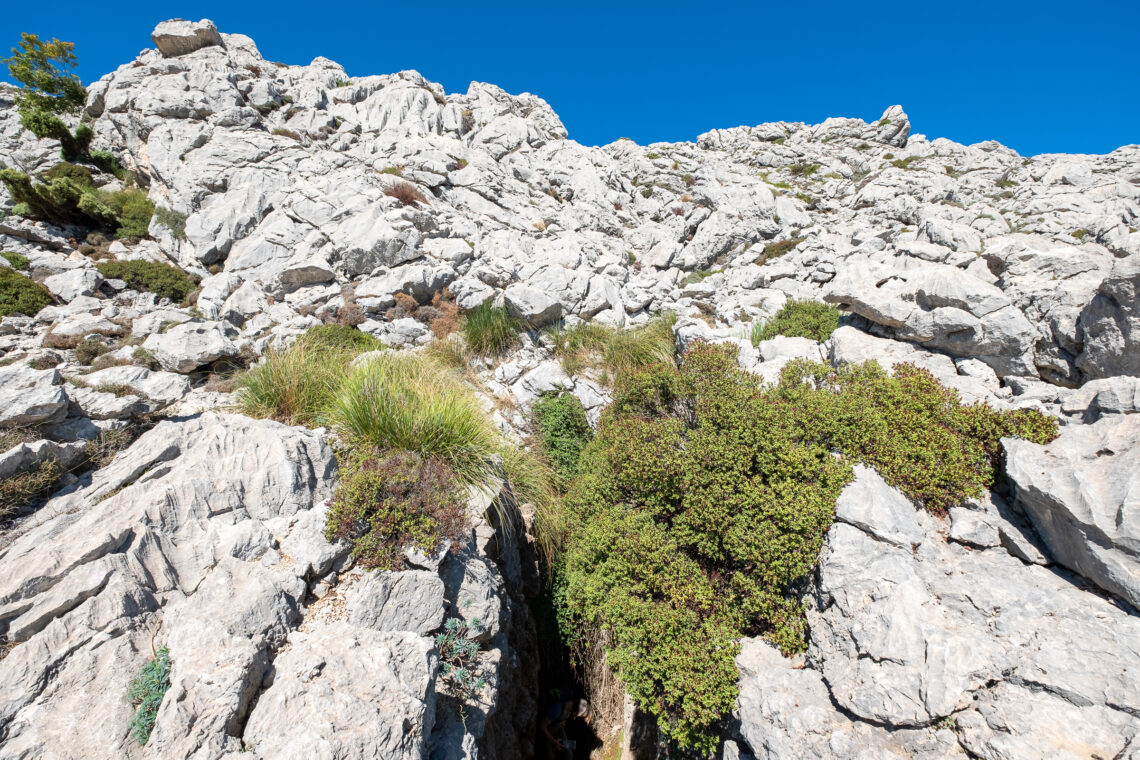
[1,251,30,270]
[324,449,468,569]
[775,359,1059,512]
[554,343,1058,749]
[995,178,1019,189]
[95,260,196,302]
[126,648,171,746]
[90,149,128,181]
[100,188,154,239]
[787,162,819,177]
[754,237,805,265]
[531,392,592,487]
[1071,228,1089,240]
[461,302,522,356]
[3,33,91,160]
[73,335,113,365]
[0,266,53,317]
[890,156,921,170]
[751,300,840,345]
[153,206,187,240]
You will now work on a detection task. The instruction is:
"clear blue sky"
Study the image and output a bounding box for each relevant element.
[3,1,1137,156]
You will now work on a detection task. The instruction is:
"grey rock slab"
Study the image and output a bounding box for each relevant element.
[0,365,68,426]
[1004,414,1140,608]
[344,569,446,636]
[143,321,239,373]
[80,365,192,404]
[240,623,437,760]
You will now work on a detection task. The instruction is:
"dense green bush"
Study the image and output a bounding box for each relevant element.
[1,251,30,270]
[126,647,171,746]
[531,392,592,488]
[0,266,53,317]
[751,299,840,344]
[95,260,197,302]
[325,450,468,569]
[554,343,1058,749]
[461,302,522,356]
[99,188,154,239]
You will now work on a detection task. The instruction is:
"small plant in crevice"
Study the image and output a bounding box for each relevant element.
[435,615,487,702]
[126,647,172,746]
[153,207,188,240]
[384,179,429,207]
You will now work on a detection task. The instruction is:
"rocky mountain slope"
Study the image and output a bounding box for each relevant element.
[0,18,1137,760]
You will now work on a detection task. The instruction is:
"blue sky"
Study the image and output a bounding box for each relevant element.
[3,1,1137,155]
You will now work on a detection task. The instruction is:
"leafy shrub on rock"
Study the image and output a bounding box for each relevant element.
[550,313,676,383]
[325,450,468,569]
[1,251,30,270]
[95,260,197,302]
[0,167,153,240]
[751,299,840,344]
[0,266,53,317]
[555,342,1058,749]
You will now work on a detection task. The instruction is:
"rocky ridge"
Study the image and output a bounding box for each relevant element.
[0,18,1138,760]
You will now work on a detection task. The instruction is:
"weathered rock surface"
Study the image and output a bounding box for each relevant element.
[1004,414,1140,608]
[736,467,1140,760]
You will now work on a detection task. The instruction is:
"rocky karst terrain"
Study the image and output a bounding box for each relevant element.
[0,18,1137,760]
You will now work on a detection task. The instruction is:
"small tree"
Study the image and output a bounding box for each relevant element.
[3,33,92,160]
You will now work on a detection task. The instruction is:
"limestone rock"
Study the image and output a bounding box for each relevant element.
[151,19,224,58]
[143,321,239,373]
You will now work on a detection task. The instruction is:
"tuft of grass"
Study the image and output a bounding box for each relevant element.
[0,455,63,519]
[752,300,841,345]
[236,341,355,427]
[787,162,819,177]
[298,323,383,353]
[890,156,922,170]
[332,353,505,492]
[1071,228,1089,241]
[378,166,404,176]
[0,267,53,317]
[461,302,522,357]
[1,251,30,270]
[95,260,198,303]
[126,648,172,746]
[550,314,676,383]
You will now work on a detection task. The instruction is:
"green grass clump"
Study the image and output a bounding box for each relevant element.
[890,156,922,170]
[95,260,198,303]
[751,300,840,345]
[1,251,30,270]
[0,455,63,518]
[461,302,522,356]
[126,648,171,746]
[236,339,357,427]
[332,353,505,491]
[787,162,819,177]
[1071,228,1089,240]
[531,392,592,488]
[995,178,1019,189]
[550,314,676,383]
[298,323,383,353]
[0,266,53,317]
[553,343,1058,750]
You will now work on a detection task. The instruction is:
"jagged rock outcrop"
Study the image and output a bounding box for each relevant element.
[2,18,1139,760]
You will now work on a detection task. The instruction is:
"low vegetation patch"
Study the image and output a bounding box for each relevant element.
[1,250,30,270]
[126,648,172,746]
[890,156,922,170]
[754,236,805,265]
[325,449,468,569]
[550,313,676,383]
[384,180,429,207]
[152,207,187,240]
[751,299,840,344]
[95,260,198,303]
[551,343,1058,750]
[0,166,153,240]
[531,392,592,488]
[461,302,522,356]
[787,162,819,177]
[0,266,53,317]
